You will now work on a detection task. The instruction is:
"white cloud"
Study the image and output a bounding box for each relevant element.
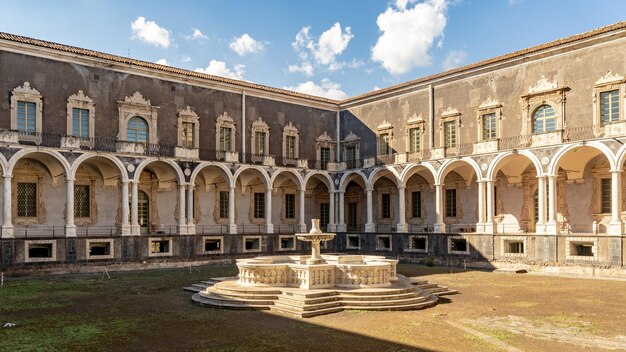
[229,34,265,56]
[283,78,348,100]
[289,22,355,75]
[131,16,171,48]
[372,0,448,74]
[442,49,467,70]
[155,58,169,66]
[194,60,246,80]
[328,58,365,71]
[181,55,192,63]
[185,28,208,41]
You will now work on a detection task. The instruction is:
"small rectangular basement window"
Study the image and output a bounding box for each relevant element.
[572,243,594,257]
[506,241,524,254]
[28,243,53,258]
[89,242,111,256]
[347,234,361,249]
[376,235,392,251]
[449,237,468,254]
[204,237,222,253]
[149,239,171,256]
[408,236,427,252]
[279,236,295,251]
[244,236,261,252]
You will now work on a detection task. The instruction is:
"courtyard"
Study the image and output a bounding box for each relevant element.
[1,265,626,352]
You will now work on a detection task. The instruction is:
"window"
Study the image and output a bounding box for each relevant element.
[219,191,229,219]
[444,120,456,148]
[253,192,265,218]
[378,133,391,155]
[482,113,496,140]
[72,108,90,138]
[181,122,195,148]
[409,127,421,153]
[346,146,356,161]
[255,131,266,155]
[319,203,329,230]
[532,105,556,134]
[411,191,421,218]
[507,241,524,254]
[601,178,611,214]
[320,147,330,170]
[74,185,90,218]
[285,135,297,159]
[445,188,457,218]
[600,90,620,126]
[450,238,467,252]
[316,132,335,170]
[347,202,357,230]
[127,116,148,142]
[219,127,232,151]
[284,193,295,219]
[17,101,37,133]
[381,193,391,219]
[17,182,37,218]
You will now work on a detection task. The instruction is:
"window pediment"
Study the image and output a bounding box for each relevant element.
[377,120,393,131]
[595,70,625,86]
[441,106,461,118]
[406,113,425,125]
[316,131,334,143]
[122,91,152,106]
[283,121,299,135]
[252,117,269,132]
[342,131,360,142]
[478,96,501,110]
[12,81,41,97]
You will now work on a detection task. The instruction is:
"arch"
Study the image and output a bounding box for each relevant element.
[0,152,8,175]
[190,162,234,188]
[487,150,542,181]
[436,157,482,185]
[303,171,333,191]
[8,148,71,178]
[338,170,368,192]
[233,165,270,188]
[549,142,616,176]
[612,142,626,170]
[270,168,304,191]
[367,166,400,190]
[400,162,437,186]
[70,152,128,182]
[127,116,148,142]
[133,157,185,184]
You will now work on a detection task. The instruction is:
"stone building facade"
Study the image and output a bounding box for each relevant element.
[2,22,626,270]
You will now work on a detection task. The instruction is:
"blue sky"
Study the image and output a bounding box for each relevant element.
[1,0,625,100]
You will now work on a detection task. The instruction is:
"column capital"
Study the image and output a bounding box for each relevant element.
[365,187,373,192]
[3,174,12,179]
[66,178,75,182]
[535,175,547,180]
[610,169,623,174]
[397,185,406,190]
[434,183,443,187]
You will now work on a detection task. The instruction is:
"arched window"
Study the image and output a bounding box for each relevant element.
[532,105,556,134]
[127,116,148,142]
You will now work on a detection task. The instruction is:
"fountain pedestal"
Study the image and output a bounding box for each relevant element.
[296,219,335,265]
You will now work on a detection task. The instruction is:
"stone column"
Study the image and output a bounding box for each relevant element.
[177,183,187,234]
[186,184,195,235]
[477,181,485,233]
[365,187,375,232]
[337,191,346,232]
[396,185,407,232]
[2,174,13,238]
[545,175,559,234]
[228,186,237,234]
[433,183,445,233]
[608,170,623,235]
[298,188,306,232]
[485,181,494,234]
[120,181,130,236]
[130,181,139,236]
[265,187,274,233]
[65,178,76,237]
[536,176,546,234]
[328,191,336,231]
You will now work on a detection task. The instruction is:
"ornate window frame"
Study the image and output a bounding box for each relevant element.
[376,188,395,224]
[341,131,361,167]
[177,106,199,149]
[477,97,502,141]
[593,70,626,136]
[315,131,335,169]
[66,90,95,139]
[376,120,393,157]
[117,91,159,143]
[216,112,236,152]
[280,191,298,224]
[13,162,46,225]
[251,117,270,157]
[11,82,43,140]
[521,76,568,142]
[73,166,97,226]
[406,114,425,159]
[439,106,461,153]
[282,122,300,164]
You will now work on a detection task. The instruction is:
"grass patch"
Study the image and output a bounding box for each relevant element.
[485,328,516,342]
[511,301,540,308]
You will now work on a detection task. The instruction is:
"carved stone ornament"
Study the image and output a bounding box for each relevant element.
[478,96,501,109]
[12,81,41,96]
[377,120,393,130]
[441,106,460,117]
[217,111,235,125]
[528,75,558,94]
[67,90,93,104]
[595,70,625,85]
[178,106,198,119]
[124,91,151,106]
[407,113,424,124]
[342,131,360,142]
[252,117,269,130]
[316,131,334,142]
[283,121,299,134]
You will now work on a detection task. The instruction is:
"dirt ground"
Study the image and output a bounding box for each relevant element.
[1,264,626,352]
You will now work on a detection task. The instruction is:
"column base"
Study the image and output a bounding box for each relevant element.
[327,224,336,232]
[483,222,494,234]
[607,221,623,236]
[119,225,132,236]
[1,225,14,238]
[186,224,196,235]
[433,223,446,233]
[131,225,141,236]
[228,224,238,234]
[545,221,559,235]
[265,224,274,234]
[65,225,77,237]
[336,224,346,232]
[396,223,408,233]
[299,223,307,233]
[365,223,375,233]
[534,222,547,235]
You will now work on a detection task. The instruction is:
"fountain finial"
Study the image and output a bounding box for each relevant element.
[296,219,336,265]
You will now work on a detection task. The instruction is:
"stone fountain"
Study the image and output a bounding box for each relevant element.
[188,219,457,317]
